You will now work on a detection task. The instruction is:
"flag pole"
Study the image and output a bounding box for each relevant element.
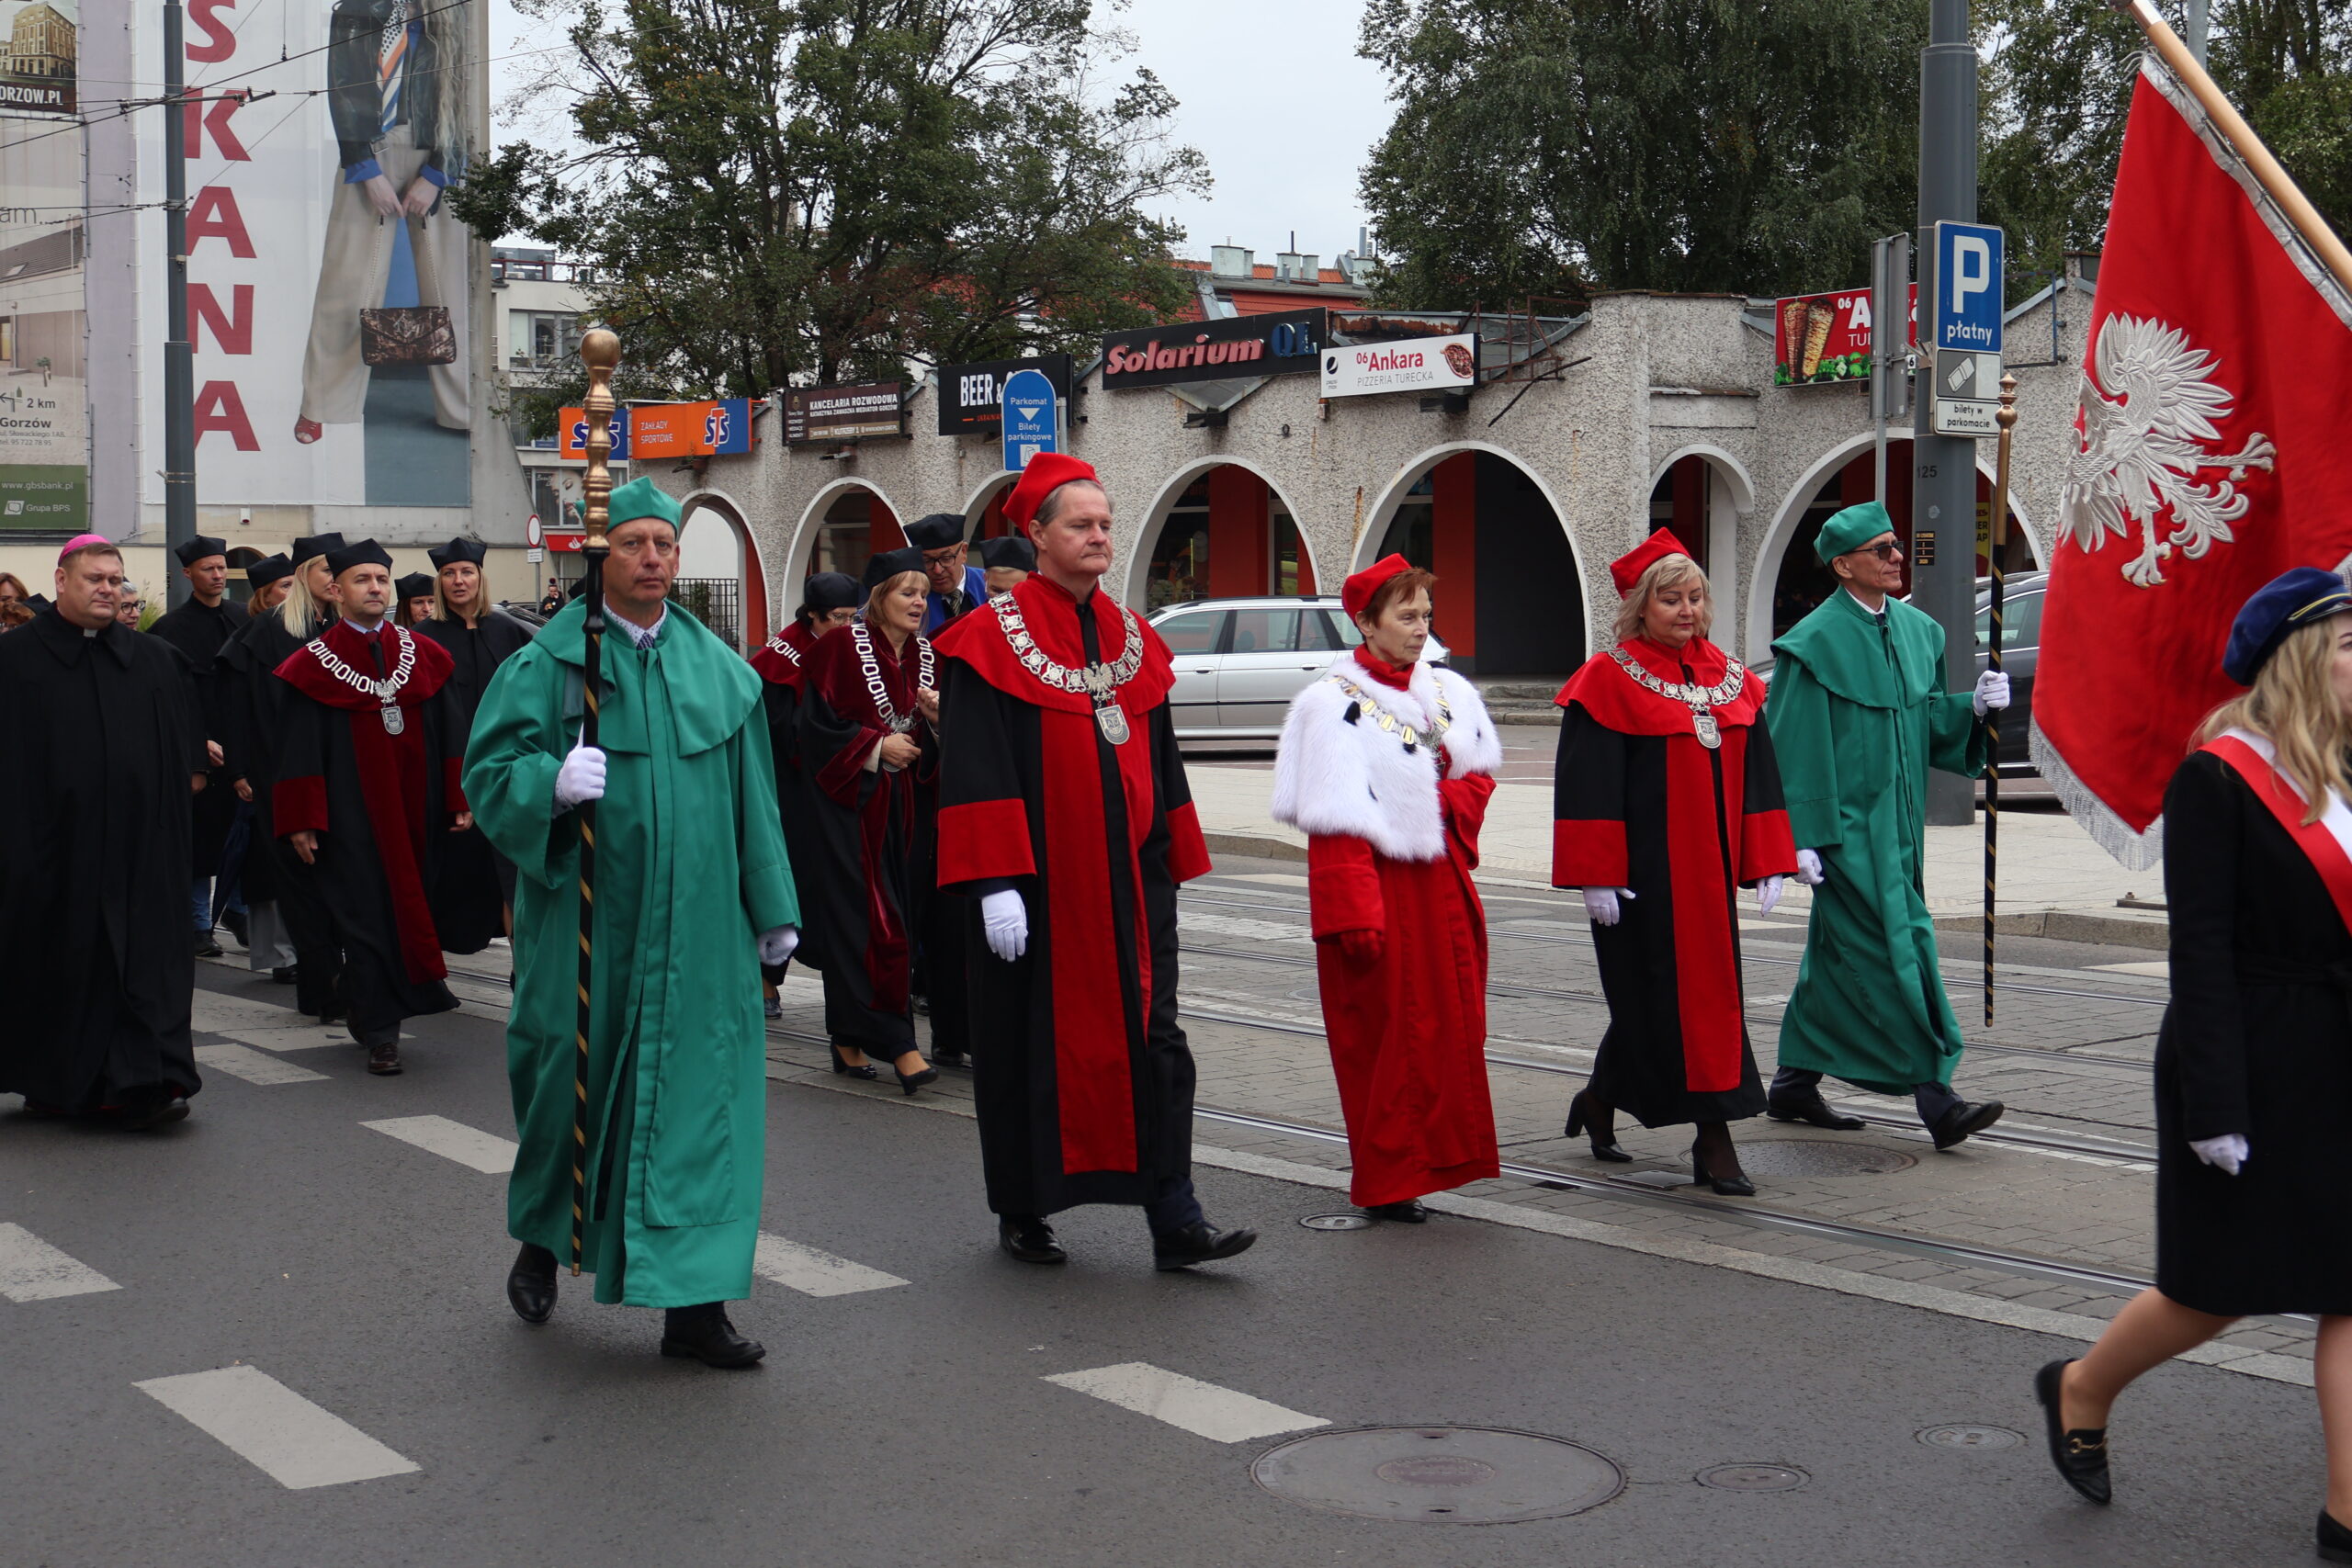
[1984,372,2018,1027]
[570,326,620,1277]
[2109,0,2352,295]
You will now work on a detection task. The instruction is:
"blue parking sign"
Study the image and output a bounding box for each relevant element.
[1000,368,1059,471]
[1933,221,2005,354]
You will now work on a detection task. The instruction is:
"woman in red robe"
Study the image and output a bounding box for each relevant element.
[1552,530,1796,1193]
[1272,555,1504,1222]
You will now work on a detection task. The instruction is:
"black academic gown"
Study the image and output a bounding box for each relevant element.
[0,611,206,1111]
[413,610,534,953]
[751,623,825,975]
[911,595,977,1058]
[149,595,243,878]
[270,622,463,1041]
[219,612,345,1016]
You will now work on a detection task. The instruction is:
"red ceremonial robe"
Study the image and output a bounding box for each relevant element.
[1552,636,1796,1127]
[752,621,827,974]
[931,575,1211,1215]
[272,620,465,1037]
[797,621,935,1049]
[1271,647,1505,1206]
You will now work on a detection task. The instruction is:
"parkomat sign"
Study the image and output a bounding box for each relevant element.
[630,398,753,458]
[1321,333,1479,399]
[1773,284,1918,387]
[1101,309,1327,389]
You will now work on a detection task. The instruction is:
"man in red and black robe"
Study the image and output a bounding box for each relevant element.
[932,454,1256,1270]
[271,539,465,1073]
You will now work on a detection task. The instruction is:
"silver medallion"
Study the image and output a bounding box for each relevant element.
[1095,701,1131,746]
[381,704,405,736]
[1693,708,1720,750]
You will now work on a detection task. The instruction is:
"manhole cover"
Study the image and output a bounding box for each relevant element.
[1252,1426,1623,1524]
[1300,1213,1374,1232]
[1917,1425,2024,1451]
[1697,1463,1809,1493]
[1736,1139,1917,1177]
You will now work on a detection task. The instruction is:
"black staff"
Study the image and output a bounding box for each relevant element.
[568,327,621,1274]
[1984,371,2018,1026]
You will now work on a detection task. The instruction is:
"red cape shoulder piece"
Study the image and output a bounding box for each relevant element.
[273,621,453,711]
[931,576,1174,716]
[750,623,815,688]
[1554,637,1762,738]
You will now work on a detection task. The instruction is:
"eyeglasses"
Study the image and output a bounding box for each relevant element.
[1849,542,1905,560]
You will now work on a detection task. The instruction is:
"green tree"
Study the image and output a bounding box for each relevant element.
[448,0,1206,431]
[1356,0,1928,306]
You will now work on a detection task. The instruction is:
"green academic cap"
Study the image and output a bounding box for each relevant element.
[607,476,682,529]
[1814,501,1896,563]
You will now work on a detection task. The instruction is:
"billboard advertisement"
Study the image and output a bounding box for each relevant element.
[782,383,904,445]
[1320,333,1477,399]
[137,0,480,509]
[1101,308,1326,389]
[629,397,752,458]
[1773,284,1917,387]
[0,0,86,530]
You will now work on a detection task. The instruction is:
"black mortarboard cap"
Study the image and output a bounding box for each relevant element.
[902,513,967,551]
[290,533,345,563]
[397,572,435,602]
[979,536,1035,572]
[325,538,394,576]
[862,547,925,591]
[244,553,295,589]
[428,536,488,570]
[800,571,860,615]
[175,535,227,566]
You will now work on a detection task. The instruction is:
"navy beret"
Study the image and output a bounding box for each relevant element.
[979,536,1035,572]
[862,547,925,591]
[798,571,860,615]
[2224,567,2352,685]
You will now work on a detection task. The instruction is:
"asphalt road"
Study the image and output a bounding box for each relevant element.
[0,967,2329,1567]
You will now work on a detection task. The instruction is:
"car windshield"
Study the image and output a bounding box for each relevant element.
[1973,591,2044,650]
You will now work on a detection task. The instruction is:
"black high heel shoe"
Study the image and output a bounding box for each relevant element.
[896,1064,939,1096]
[1564,1089,1633,1162]
[1689,1141,1757,1197]
[830,1043,878,1080]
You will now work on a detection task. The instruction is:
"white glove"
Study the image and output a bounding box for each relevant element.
[1794,848,1825,886]
[1973,668,2012,716]
[1757,874,1785,916]
[757,925,798,967]
[554,743,607,810]
[980,888,1028,962]
[2189,1134,2248,1175]
[1581,886,1635,927]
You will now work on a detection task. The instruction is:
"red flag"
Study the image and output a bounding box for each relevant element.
[2033,58,2352,864]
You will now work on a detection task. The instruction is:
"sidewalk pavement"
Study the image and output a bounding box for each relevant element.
[1183,731,2169,948]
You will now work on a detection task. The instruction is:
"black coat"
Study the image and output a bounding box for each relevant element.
[0,612,207,1110]
[149,596,243,874]
[413,610,534,953]
[2155,749,2352,1314]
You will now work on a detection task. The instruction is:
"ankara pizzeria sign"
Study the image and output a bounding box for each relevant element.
[1100,309,1328,389]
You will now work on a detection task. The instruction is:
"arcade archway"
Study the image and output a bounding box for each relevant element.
[789,479,906,591]
[1122,459,1318,612]
[1647,447,1756,656]
[678,490,768,649]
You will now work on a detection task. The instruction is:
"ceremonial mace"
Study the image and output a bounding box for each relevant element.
[1984,372,2018,1028]
[569,326,621,1276]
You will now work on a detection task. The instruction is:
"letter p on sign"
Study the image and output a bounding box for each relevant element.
[1933,221,2005,354]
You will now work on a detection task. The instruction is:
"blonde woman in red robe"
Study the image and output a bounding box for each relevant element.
[1272,555,1504,1222]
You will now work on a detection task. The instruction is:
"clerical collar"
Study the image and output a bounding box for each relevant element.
[612,604,668,649]
[1842,588,1888,620]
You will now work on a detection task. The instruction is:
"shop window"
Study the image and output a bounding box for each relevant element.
[1272,507,1306,595]
[815,491,874,581]
[1148,476,1214,609]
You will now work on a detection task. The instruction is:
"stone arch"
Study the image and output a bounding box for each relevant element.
[961,472,1020,543]
[1118,454,1323,612]
[676,485,767,648]
[784,477,911,591]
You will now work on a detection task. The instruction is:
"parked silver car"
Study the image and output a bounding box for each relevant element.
[1148,596,1364,739]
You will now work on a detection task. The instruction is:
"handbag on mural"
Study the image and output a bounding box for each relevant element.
[358,215,457,366]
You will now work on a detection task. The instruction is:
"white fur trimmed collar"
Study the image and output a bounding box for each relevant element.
[1270,659,1502,862]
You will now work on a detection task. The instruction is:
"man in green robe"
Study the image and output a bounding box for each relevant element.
[1762,502,2011,1150]
[466,478,799,1367]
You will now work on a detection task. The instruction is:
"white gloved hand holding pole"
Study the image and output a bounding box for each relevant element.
[554,743,608,810]
[980,889,1028,962]
[1794,848,1826,886]
[1973,668,2012,716]
[1581,887,1636,927]
[757,925,799,967]
[2189,1134,2249,1176]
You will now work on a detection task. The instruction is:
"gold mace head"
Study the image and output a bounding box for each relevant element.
[580,327,620,372]
[579,328,621,548]
[1996,370,2019,432]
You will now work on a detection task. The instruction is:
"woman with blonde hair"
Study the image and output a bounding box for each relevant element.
[414,536,533,953]
[2036,568,2352,1558]
[795,547,940,1094]
[1551,530,1797,1193]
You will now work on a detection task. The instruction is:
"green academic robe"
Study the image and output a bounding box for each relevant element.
[1764,592,1986,1096]
[465,600,797,1307]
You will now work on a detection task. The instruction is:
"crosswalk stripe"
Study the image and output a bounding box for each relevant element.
[215,1024,366,1053]
[752,1233,909,1297]
[360,1115,517,1174]
[133,1366,419,1489]
[192,996,304,1033]
[1043,1362,1329,1443]
[0,1223,120,1302]
[195,1043,329,1085]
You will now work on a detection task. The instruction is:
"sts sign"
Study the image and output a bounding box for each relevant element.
[1001,367,1059,471]
[1933,221,2005,355]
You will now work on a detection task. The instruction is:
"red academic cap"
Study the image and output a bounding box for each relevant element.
[1342,553,1413,619]
[1609,527,1697,597]
[1003,453,1101,529]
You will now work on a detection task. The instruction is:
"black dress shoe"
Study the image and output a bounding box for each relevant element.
[897,1065,939,1097]
[1153,1222,1258,1271]
[1363,1199,1428,1223]
[2033,1359,2111,1505]
[660,1303,764,1368]
[1564,1089,1633,1161]
[1930,1099,2006,1150]
[1765,1094,1866,1131]
[271,965,299,985]
[194,930,223,959]
[116,1097,190,1132]
[506,1243,557,1325]
[1690,1144,1757,1197]
[368,1043,403,1076]
[220,907,249,947]
[998,1215,1066,1264]
[2319,1509,2352,1562]
[829,1043,878,1080]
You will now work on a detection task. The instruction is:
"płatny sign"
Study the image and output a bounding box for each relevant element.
[1928,220,2005,438]
[1101,308,1327,390]
[1320,333,1478,399]
[936,354,1075,436]
[783,383,906,446]
[1774,285,1917,387]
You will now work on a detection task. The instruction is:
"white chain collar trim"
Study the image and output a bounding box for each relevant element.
[850,621,933,734]
[303,625,418,705]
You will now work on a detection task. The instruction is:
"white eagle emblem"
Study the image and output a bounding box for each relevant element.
[2061,313,2276,588]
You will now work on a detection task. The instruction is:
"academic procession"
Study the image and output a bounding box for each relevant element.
[14,0,2352,1559]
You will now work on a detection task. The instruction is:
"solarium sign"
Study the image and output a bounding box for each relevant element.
[1100,308,1327,389]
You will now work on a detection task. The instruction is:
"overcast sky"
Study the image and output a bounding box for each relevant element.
[487,0,1395,265]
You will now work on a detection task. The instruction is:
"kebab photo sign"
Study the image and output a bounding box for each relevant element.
[1774,284,1917,386]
